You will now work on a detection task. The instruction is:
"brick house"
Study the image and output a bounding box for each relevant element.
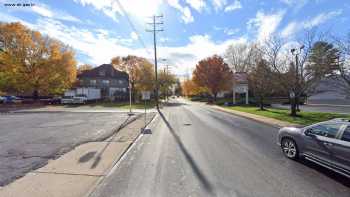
[77,64,129,100]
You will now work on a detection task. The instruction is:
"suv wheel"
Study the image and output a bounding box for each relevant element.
[281,138,298,160]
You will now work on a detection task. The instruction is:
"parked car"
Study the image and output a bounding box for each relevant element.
[277,118,350,178]
[61,96,74,104]
[2,96,22,104]
[0,96,5,103]
[48,97,61,105]
[72,94,87,104]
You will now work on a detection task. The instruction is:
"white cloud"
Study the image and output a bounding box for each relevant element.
[303,10,342,28]
[281,21,298,38]
[28,18,148,65]
[247,10,285,42]
[224,0,242,12]
[0,12,32,27]
[280,10,342,38]
[186,0,206,12]
[130,32,138,40]
[158,34,247,75]
[224,28,239,36]
[212,0,227,11]
[167,0,194,23]
[74,0,162,22]
[31,4,81,23]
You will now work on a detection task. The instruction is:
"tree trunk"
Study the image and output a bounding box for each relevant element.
[32,90,39,100]
[213,93,217,102]
[259,95,264,110]
[295,96,300,112]
[290,97,297,116]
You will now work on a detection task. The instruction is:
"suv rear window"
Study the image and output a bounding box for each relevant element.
[341,126,350,142]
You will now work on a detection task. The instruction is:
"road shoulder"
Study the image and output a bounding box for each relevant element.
[209,105,300,128]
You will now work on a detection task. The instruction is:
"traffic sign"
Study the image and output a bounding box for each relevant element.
[141,91,151,100]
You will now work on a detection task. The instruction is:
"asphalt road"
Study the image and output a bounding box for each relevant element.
[0,111,135,186]
[272,104,350,114]
[91,99,350,197]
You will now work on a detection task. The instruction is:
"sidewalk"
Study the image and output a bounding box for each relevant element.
[0,112,157,197]
[210,105,300,128]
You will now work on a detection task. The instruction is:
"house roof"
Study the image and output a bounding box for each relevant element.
[78,64,128,79]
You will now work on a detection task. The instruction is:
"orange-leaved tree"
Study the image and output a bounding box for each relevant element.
[77,64,93,74]
[192,55,232,101]
[181,79,206,97]
[0,22,77,97]
[111,55,154,101]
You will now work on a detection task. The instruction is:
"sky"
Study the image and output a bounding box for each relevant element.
[0,0,349,77]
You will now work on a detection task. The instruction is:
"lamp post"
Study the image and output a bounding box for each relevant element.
[290,45,304,114]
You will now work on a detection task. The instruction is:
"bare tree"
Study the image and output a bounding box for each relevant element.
[260,30,329,116]
[332,33,350,96]
[224,43,259,73]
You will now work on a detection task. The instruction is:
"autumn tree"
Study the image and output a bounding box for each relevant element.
[158,68,176,100]
[174,79,182,96]
[181,79,206,97]
[0,22,77,97]
[77,64,93,74]
[192,55,233,101]
[134,59,155,92]
[111,55,154,101]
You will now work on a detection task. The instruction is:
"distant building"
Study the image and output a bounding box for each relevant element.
[217,72,249,104]
[308,77,350,105]
[77,64,129,100]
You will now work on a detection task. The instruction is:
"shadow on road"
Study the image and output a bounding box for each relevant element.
[78,115,133,169]
[158,110,215,195]
[298,159,350,187]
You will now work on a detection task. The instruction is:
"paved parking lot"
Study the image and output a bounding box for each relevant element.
[0,111,136,186]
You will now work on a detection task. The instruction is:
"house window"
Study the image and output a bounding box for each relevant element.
[90,80,96,86]
[102,80,110,86]
[99,70,105,76]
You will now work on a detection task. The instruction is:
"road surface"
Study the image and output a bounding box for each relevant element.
[91,99,350,197]
[0,111,135,186]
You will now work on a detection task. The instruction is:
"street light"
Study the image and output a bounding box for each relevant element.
[290,45,304,113]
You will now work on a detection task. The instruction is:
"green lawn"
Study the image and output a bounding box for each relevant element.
[84,101,156,109]
[223,106,350,126]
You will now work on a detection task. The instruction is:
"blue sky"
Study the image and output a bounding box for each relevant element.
[0,0,349,76]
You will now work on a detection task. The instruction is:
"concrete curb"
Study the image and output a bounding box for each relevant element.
[85,112,159,197]
[209,105,301,129]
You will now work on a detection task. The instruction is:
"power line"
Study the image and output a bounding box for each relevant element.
[115,0,152,57]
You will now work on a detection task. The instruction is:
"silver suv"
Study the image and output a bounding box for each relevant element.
[277,118,350,178]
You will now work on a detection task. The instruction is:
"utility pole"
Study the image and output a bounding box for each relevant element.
[147,15,163,110]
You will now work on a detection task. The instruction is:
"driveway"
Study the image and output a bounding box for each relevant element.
[0,110,137,186]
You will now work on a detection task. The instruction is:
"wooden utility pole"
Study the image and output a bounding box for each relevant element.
[146,15,163,109]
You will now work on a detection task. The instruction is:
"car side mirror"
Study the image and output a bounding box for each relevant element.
[305,129,316,137]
